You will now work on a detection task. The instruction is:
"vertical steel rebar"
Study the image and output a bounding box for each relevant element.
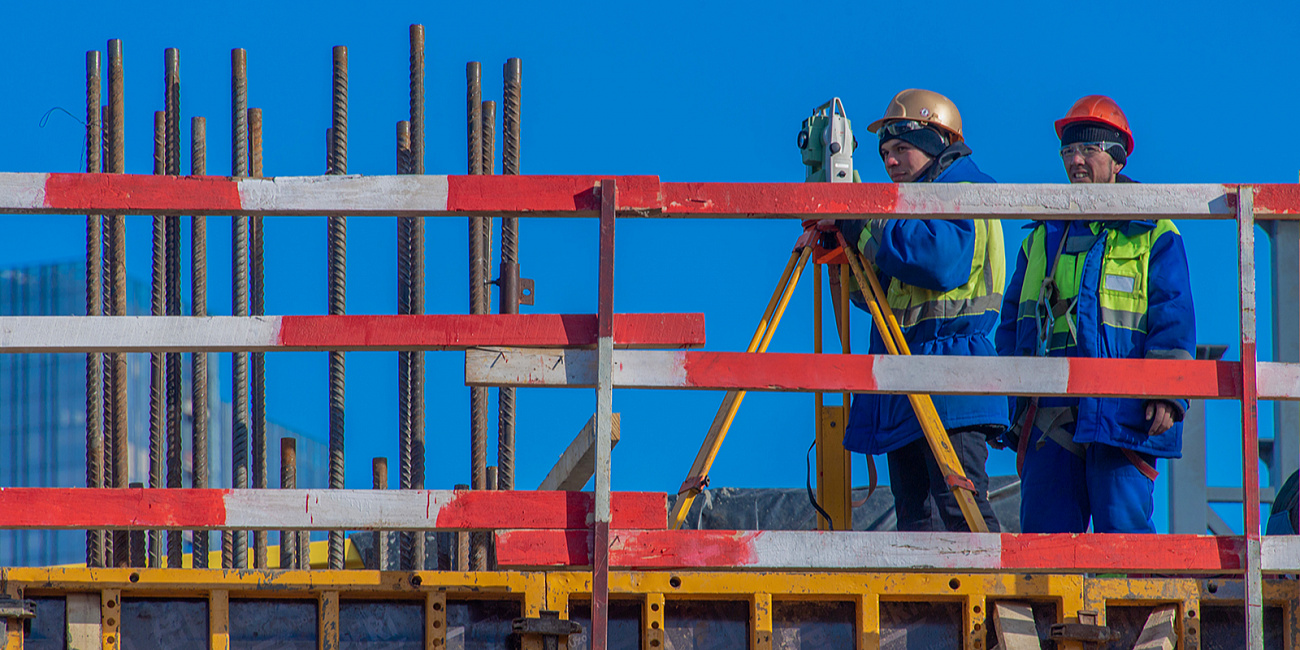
[466,62,489,572]
[163,48,185,569]
[408,25,429,570]
[396,119,416,571]
[100,102,114,568]
[327,45,349,571]
[497,59,522,492]
[84,48,105,569]
[106,38,130,568]
[190,116,210,569]
[373,457,389,571]
[228,47,251,570]
[248,106,268,569]
[149,110,166,569]
[280,437,297,570]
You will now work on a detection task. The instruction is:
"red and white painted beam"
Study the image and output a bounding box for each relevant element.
[0,488,667,531]
[496,529,1264,574]
[466,348,1300,400]
[0,313,704,352]
[5,172,1299,220]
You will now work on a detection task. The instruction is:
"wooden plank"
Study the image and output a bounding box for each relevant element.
[209,590,229,650]
[538,414,621,491]
[0,488,667,531]
[1132,605,1177,650]
[468,349,1248,399]
[495,530,1248,573]
[7,173,1275,221]
[319,592,339,650]
[0,313,705,353]
[991,602,1040,650]
[65,593,100,650]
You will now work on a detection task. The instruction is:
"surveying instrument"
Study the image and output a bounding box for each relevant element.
[667,98,989,533]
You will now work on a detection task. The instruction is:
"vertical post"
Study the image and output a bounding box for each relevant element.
[228,47,250,570]
[1267,220,1300,489]
[249,106,268,568]
[190,115,210,569]
[466,61,489,571]
[106,37,130,568]
[499,58,522,492]
[99,105,115,568]
[593,179,616,650]
[396,119,415,571]
[149,109,166,569]
[408,23,429,571]
[373,457,388,571]
[209,590,230,650]
[163,48,185,569]
[280,437,298,569]
[84,48,104,569]
[1238,186,1263,650]
[327,45,349,571]
[455,483,469,571]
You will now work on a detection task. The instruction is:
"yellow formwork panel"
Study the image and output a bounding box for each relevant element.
[1,568,1297,650]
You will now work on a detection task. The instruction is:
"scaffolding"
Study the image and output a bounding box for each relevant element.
[1,27,1300,650]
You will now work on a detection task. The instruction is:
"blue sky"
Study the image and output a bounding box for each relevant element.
[1,0,1297,533]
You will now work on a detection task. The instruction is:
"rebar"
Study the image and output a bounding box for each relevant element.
[327,45,349,571]
[227,47,250,570]
[396,120,416,571]
[107,38,129,568]
[190,116,209,569]
[248,106,268,569]
[148,110,167,569]
[100,102,114,569]
[409,26,428,569]
[84,48,105,569]
[280,437,297,569]
[499,59,520,492]
[373,457,389,571]
[466,62,489,571]
[162,48,185,569]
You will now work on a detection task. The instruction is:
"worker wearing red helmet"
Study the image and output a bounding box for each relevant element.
[996,96,1196,534]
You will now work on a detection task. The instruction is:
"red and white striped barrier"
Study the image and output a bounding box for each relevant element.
[4,172,1298,219]
[0,314,704,352]
[0,488,667,531]
[466,348,1298,400]
[495,529,1265,573]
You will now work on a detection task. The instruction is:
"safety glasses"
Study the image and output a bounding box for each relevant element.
[878,120,928,137]
[1059,141,1123,160]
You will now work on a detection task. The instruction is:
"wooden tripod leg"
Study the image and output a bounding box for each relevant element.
[836,232,989,533]
[669,247,813,529]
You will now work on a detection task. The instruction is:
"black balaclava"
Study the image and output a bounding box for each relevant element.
[1060,121,1128,166]
[881,123,949,158]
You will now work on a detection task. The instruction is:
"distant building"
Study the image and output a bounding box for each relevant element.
[0,262,328,566]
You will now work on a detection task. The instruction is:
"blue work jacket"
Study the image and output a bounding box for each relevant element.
[843,153,1011,455]
[995,218,1196,458]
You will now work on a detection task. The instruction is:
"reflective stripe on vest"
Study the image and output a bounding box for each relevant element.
[1015,220,1179,354]
[881,219,1006,328]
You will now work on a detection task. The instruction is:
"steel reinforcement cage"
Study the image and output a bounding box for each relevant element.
[1,175,1300,650]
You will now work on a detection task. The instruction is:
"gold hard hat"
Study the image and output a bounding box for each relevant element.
[867,89,964,142]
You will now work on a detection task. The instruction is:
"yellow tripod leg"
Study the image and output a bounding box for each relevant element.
[669,246,813,529]
[836,232,989,533]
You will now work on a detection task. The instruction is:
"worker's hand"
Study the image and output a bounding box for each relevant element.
[801,219,839,232]
[1145,400,1176,436]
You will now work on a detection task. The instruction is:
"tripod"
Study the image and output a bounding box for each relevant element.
[667,224,989,533]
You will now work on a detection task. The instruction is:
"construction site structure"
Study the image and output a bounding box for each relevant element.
[3,26,1300,650]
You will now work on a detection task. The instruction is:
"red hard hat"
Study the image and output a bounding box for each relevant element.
[1054,95,1134,154]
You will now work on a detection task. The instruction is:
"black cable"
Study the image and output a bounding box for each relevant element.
[806,440,835,531]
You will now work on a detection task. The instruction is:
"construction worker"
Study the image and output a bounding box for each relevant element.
[832,89,1007,532]
[996,95,1195,533]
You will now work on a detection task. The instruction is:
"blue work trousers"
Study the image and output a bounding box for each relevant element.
[1019,429,1157,534]
[886,430,1000,532]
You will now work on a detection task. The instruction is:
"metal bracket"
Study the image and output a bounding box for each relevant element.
[1049,610,1116,645]
[512,610,582,650]
[0,597,35,620]
[519,277,535,306]
[678,475,710,495]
